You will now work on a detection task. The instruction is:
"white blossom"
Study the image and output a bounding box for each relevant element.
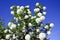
[34,8,40,12]
[50,23,54,28]
[13,34,16,39]
[27,9,31,14]
[17,9,23,14]
[6,34,11,39]
[40,16,45,21]
[39,32,46,40]
[17,6,24,14]
[36,29,40,32]
[18,23,20,26]
[31,16,36,19]
[28,23,32,27]
[17,6,20,9]
[47,31,51,35]
[20,6,24,10]
[11,11,14,15]
[4,29,8,33]
[10,23,16,30]
[43,6,46,10]
[36,2,39,6]
[43,12,46,15]
[45,25,49,29]
[24,15,29,19]
[10,6,14,9]
[37,12,42,17]
[35,18,41,23]
[25,5,29,8]
[25,34,30,40]
[28,11,31,15]
[8,22,12,27]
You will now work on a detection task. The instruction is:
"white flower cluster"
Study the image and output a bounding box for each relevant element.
[0,3,54,40]
[8,22,16,30]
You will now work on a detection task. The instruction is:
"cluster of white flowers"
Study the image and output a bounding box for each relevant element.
[39,32,46,40]
[35,16,45,24]
[0,2,54,40]
[6,34,11,39]
[25,34,30,40]
[8,22,16,30]
[34,8,40,12]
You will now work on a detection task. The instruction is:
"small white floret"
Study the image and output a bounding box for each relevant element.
[34,8,40,12]
[39,32,46,40]
[6,34,11,39]
[50,23,54,28]
[36,2,39,6]
[25,34,30,40]
[43,6,46,10]
[37,12,42,17]
[43,12,46,15]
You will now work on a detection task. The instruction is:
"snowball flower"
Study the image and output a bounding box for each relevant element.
[43,12,46,15]
[10,23,16,30]
[6,34,11,39]
[37,12,42,17]
[17,6,24,14]
[4,29,8,33]
[50,23,54,28]
[20,6,24,10]
[17,9,23,14]
[36,2,39,6]
[39,32,46,40]
[27,9,31,14]
[18,23,20,26]
[31,16,36,19]
[28,23,32,27]
[8,22,12,27]
[45,25,49,29]
[35,18,41,23]
[43,6,46,10]
[36,29,40,32]
[28,11,31,15]
[24,15,29,19]
[47,31,51,35]
[25,5,29,8]
[17,6,20,9]
[10,6,14,9]
[11,11,14,15]
[34,8,40,12]
[25,34,30,40]
[40,16,45,21]
[13,34,16,39]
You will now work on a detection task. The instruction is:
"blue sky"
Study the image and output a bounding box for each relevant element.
[0,0,60,40]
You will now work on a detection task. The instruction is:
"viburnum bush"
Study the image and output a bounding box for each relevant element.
[0,3,54,40]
